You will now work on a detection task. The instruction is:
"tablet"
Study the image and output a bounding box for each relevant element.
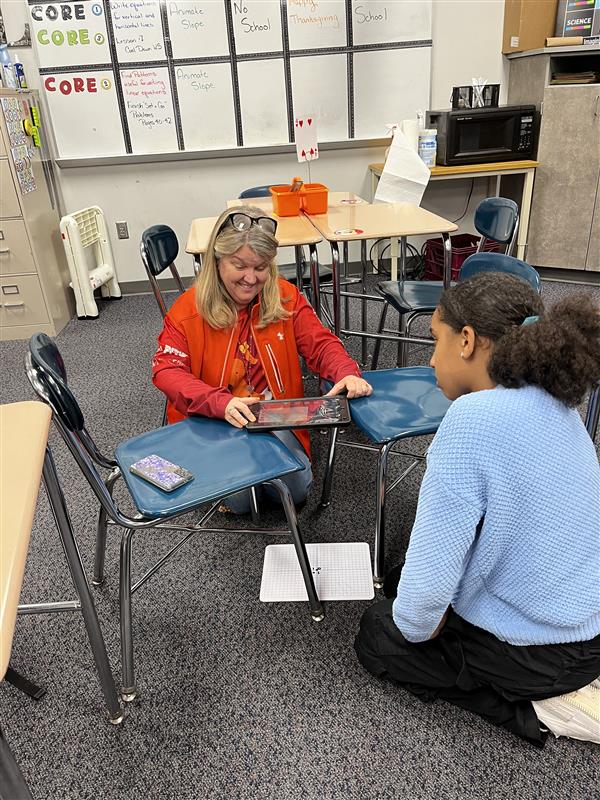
[246,396,351,431]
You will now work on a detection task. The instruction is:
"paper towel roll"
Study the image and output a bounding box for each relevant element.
[401,119,419,152]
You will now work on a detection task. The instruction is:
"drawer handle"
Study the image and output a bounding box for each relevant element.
[0,248,11,255]
[1,301,25,308]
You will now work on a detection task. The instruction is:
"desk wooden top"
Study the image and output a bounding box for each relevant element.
[369,160,540,178]
[186,211,321,254]
[369,159,540,178]
[228,191,367,211]
[305,202,458,242]
[1,401,51,678]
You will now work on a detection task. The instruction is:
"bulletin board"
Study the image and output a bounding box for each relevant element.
[28,0,433,159]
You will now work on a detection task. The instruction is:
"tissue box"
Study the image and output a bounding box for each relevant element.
[502,0,558,54]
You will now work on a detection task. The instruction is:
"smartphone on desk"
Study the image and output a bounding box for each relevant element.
[129,454,194,492]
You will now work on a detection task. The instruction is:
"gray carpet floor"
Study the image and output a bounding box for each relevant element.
[1,275,599,800]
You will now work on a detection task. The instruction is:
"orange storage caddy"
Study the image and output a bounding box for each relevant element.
[269,185,303,217]
[301,183,328,215]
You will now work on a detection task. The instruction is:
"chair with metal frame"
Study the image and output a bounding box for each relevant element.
[140,224,186,318]
[320,367,452,588]
[371,197,520,369]
[25,333,324,703]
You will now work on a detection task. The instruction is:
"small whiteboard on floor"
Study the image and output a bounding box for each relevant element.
[260,542,374,603]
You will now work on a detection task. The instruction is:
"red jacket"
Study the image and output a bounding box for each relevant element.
[152,278,361,455]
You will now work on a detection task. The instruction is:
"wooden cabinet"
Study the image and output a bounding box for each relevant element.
[508,49,600,272]
[0,89,73,341]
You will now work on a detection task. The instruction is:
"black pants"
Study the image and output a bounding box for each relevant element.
[355,598,600,746]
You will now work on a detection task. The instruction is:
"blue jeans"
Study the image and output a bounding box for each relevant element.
[223,430,313,514]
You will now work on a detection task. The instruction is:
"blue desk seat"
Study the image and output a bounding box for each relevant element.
[321,367,452,586]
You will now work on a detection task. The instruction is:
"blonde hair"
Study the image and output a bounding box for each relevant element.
[195,205,291,329]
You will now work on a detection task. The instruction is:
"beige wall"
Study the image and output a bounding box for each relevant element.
[3,1,508,283]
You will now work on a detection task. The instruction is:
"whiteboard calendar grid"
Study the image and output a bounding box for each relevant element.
[260,542,375,603]
[29,0,432,158]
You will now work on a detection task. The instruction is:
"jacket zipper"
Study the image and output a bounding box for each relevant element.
[264,342,285,394]
[219,327,236,386]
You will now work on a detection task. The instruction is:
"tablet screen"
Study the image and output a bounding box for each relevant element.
[247,397,350,430]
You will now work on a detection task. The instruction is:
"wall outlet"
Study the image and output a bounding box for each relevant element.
[116,221,129,239]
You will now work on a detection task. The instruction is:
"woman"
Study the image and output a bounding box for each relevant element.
[354,272,600,746]
[152,205,372,512]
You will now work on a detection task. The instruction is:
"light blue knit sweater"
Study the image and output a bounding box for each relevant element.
[393,385,600,645]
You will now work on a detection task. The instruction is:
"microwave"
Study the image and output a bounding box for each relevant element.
[426,105,538,166]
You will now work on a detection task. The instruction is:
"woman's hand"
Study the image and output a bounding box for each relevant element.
[326,375,373,399]
[224,396,260,428]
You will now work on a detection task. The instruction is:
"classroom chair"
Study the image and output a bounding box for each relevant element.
[371,197,521,369]
[25,333,323,703]
[140,224,186,318]
[320,367,452,587]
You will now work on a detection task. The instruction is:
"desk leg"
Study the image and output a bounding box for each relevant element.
[585,384,600,440]
[442,232,452,289]
[517,168,535,261]
[361,240,368,366]
[308,243,321,320]
[343,241,350,330]
[42,447,124,724]
[390,237,399,282]
[294,245,305,297]
[331,242,341,337]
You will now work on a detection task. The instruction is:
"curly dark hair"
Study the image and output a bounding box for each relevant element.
[437,272,600,406]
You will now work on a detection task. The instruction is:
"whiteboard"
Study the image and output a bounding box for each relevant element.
[29,0,433,158]
[353,47,431,139]
[176,63,237,149]
[291,54,348,142]
[167,1,230,59]
[111,0,165,64]
[41,70,124,157]
[122,66,178,153]
[237,59,288,146]
[287,0,347,50]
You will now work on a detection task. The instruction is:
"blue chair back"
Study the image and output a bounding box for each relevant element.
[141,224,179,277]
[474,197,519,246]
[27,333,85,433]
[239,185,273,199]
[459,252,540,292]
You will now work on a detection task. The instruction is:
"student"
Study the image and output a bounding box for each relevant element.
[354,272,600,746]
[152,205,372,512]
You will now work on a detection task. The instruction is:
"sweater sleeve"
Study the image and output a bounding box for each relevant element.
[392,401,487,642]
[292,291,361,383]
[152,315,232,419]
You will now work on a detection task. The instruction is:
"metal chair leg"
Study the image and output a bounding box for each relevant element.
[268,479,324,622]
[119,529,137,703]
[42,447,125,723]
[320,427,339,507]
[396,314,408,368]
[249,486,260,526]
[371,301,389,370]
[93,467,120,587]
[373,442,393,588]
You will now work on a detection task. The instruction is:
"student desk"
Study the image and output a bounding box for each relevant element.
[186,211,322,312]
[0,401,122,726]
[369,160,539,262]
[305,203,457,361]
